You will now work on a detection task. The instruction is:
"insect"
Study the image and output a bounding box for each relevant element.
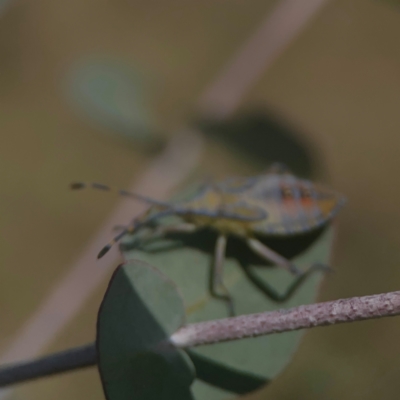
[71,163,346,315]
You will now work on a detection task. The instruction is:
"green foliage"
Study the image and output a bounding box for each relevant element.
[66,58,156,143]
[97,260,195,400]
[123,225,334,399]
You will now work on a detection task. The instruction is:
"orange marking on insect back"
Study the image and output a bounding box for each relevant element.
[300,196,313,207]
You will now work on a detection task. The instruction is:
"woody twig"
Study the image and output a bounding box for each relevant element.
[0,290,399,388]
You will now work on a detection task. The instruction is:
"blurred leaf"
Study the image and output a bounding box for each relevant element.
[66,58,157,143]
[197,111,317,177]
[123,218,334,399]
[97,260,195,400]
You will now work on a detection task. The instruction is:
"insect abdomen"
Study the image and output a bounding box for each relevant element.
[250,175,345,235]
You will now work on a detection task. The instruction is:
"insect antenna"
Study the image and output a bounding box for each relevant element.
[70,182,172,207]
[70,182,179,258]
[97,228,130,259]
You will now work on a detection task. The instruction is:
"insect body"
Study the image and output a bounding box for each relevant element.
[71,163,346,315]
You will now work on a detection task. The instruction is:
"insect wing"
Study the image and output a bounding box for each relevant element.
[248,174,345,235]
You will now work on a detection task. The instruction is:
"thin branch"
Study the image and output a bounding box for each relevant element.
[171,291,400,347]
[0,344,96,388]
[1,290,399,388]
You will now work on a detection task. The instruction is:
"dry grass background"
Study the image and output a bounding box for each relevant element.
[1,0,400,399]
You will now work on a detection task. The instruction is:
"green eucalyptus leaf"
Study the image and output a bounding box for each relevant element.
[66,59,156,142]
[97,260,195,400]
[123,222,334,399]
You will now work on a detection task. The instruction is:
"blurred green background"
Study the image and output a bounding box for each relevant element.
[1,0,400,399]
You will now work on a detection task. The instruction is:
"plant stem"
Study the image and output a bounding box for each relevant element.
[0,344,96,387]
[171,291,400,347]
[1,290,400,388]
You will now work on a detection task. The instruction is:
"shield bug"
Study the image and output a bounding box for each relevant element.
[71,163,346,315]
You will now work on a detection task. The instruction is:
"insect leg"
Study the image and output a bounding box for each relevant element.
[246,237,302,276]
[210,234,235,316]
[134,222,198,249]
[113,223,196,236]
[97,209,176,258]
[242,263,330,302]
